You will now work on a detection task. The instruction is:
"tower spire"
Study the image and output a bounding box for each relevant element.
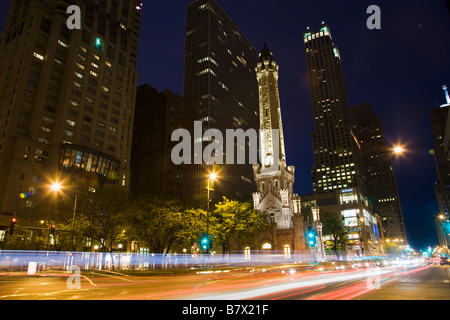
[256,43,286,168]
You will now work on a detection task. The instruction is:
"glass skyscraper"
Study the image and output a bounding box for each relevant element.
[184,0,259,199]
[303,23,366,195]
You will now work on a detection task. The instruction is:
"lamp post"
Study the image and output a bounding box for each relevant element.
[205,172,217,254]
[437,214,450,255]
[51,182,77,251]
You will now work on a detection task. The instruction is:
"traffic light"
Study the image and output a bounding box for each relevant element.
[50,224,56,235]
[9,218,16,235]
[201,235,210,251]
[307,227,317,248]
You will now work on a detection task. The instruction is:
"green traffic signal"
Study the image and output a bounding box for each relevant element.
[201,236,209,250]
[307,228,317,247]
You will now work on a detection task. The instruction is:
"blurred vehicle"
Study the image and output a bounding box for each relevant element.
[439,256,449,265]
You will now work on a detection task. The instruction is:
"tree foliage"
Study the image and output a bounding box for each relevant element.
[321,211,349,257]
[125,194,207,254]
[75,185,130,252]
[210,197,266,253]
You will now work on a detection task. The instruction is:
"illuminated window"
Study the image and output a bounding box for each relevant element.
[58,40,69,48]
[33,52,44,60]
[340,190,357,204]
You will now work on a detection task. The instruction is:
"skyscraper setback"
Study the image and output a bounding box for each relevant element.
[303,23,366,194]
[184,0,259,199]
[0,0,142,216]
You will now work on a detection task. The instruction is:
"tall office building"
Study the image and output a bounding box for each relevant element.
[351,102,407,241]
[302,24,384,254]
[303,23,366,195]
[184,0,259,199]
[433,85,450,252]
[131,84,195,199]
[431,88,450,216]
[0,0,142,219]
[432,86,450,187]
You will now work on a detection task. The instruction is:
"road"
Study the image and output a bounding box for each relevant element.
[356,263,450,300]
[0,263,448,300]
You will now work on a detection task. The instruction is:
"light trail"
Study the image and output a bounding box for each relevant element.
[189,262,432,300]
[191,268,391,300]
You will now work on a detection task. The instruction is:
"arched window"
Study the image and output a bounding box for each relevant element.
[262,242,272,250]
[284,244,291,258]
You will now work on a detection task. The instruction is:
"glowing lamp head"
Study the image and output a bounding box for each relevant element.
[393,146,404,155]
[209,172,217,181]
[51,182,62,192]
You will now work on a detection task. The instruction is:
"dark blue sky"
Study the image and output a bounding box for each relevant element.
[1,0,449,250]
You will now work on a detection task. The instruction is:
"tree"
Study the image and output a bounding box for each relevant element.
[125,193,207,255]
[209,197,266,253]
[321,211,349,259]
[75,185,130,253]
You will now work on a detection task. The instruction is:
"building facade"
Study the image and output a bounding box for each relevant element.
[303,23,366,194]
[301,187,384,255]
[252,44,307,252]
[434,85,450,252]
[184,0,259,200]
[351,102,407,242]
[0,0,142,222]
[131,84,195,199]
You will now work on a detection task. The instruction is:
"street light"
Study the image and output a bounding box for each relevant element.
[205,172,218,254]
[50,180,78,251]
[51,182,62,192]
[393,145,405,155]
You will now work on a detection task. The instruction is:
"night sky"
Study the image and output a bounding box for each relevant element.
[1,0,449,250]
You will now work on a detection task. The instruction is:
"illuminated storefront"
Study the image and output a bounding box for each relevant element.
[301,186,384,255]
[59,144,120,181]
